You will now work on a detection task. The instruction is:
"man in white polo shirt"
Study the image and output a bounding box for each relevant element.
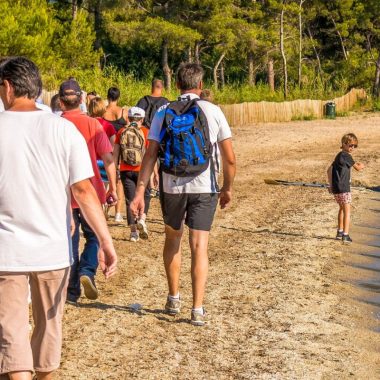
[131,63,236,326]
[0,57,117,379]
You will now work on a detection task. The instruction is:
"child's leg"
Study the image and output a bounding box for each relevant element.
[338,204,344,231]
[342,203,351,234]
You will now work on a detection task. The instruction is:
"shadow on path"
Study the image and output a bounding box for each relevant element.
[71,302,191,324]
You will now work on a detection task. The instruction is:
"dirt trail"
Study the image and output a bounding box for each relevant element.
[57,113,380,379]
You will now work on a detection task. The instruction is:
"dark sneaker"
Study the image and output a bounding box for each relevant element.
[342,234,352,244]
[165,297,181,315]
[66,293,79,306]
[191,307,207,326]
[80,275,98,300]
[336,230,344,240]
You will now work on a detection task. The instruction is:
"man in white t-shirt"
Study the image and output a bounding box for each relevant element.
[0,57,117,379]
[131,63,236,326]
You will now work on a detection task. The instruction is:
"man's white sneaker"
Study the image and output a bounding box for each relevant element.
[130,231,139,242]
[114,213,123,223]
[137,219,149,239]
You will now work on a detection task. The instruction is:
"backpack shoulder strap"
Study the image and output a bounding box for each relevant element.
[144,95,152,107]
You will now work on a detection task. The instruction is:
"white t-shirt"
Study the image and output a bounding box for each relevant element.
[149,93,232,194]
[0,110,94,271]
[35,102,52,112]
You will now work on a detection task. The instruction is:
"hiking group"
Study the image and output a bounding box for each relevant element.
[0,56,365,380]
[0,57,236,379]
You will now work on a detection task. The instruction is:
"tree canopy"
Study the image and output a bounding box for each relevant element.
[2,0,380,100]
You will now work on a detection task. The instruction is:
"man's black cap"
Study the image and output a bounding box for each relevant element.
[59,79,81,97]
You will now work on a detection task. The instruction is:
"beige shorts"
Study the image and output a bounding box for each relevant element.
[0,268,69,374]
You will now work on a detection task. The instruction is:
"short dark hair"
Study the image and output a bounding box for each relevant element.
[60,95,81,110]
[152,79,164,89]
[0,56,42,99]
[50,93,61,112]
[176,63,204,91]
[107,87,120,102]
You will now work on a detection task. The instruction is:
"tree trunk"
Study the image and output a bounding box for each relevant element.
[307,26,323,82]
[280,6,288,98]
[268,57,275,91]
[373,55,380,98]
[194,41,201,64]
[213,52,226,90]
[187,45,193,63]
[162,39,171,90]
[298,0,305,88]
[72,0,78,19]
[220,61,225,88]
[94,0,102,51]
[331,17,348,61]
[248,52,255,86]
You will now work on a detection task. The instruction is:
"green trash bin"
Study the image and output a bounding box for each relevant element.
[325,101,336,119]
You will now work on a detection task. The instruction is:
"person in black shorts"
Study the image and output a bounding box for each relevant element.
[136,79,169,129]
[131,63,236,326]
[136,79,169,198]
[327,133,364,244]
[103,87,127,223]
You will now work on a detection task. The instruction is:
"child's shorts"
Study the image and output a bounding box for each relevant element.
[334,192,352,205]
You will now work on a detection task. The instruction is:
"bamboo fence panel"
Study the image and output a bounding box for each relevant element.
[219,88,366,127]
[41,88,366,126]
[41,90,57,106]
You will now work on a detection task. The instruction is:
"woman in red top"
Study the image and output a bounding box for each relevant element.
[88,97,116,147]
[113,107,156,242]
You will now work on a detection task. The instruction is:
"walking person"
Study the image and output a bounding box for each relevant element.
[131,63,236,326]
[60,80,118,303]
[0,57,117,380]
[136,79,169,197]
[103,87,127,223]
[113,107,156,242]
[136,79,169,129]
[327,133,364,244]
[88,96,117,147]
[88,96,117,218]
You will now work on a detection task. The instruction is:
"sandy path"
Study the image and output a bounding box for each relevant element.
[57,113,380,379]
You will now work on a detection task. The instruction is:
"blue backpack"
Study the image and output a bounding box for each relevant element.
[159,98,213,177]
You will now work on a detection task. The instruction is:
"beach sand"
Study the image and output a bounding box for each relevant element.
[57,113,380,379]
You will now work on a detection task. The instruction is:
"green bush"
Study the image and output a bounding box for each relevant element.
[370,98,380,112]
[42,66,354,106]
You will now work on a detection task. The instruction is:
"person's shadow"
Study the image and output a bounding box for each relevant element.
[73,302,190,324]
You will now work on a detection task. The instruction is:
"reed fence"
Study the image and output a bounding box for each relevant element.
[219,88,367,127]
[41,88,366,127]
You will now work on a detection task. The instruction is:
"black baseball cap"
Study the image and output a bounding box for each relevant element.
[59,79,81,97]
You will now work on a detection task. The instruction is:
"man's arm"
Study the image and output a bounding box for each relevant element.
[71,179,117,278]
[110,135,116,149]
[113,143,120,167]
[130,140,160,218]
[101,152,118,205]
[218,138,236,209]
